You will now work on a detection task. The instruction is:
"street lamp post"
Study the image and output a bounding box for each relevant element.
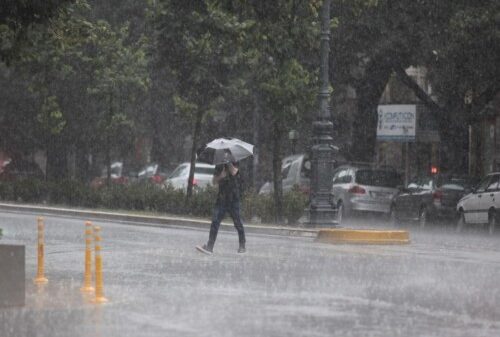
[308,0,337,227]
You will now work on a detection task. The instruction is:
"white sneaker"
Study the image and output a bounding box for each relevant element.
[196,244,213,255]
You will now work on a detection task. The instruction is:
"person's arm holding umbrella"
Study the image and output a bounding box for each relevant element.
[212,164,227,185]
[213,161,238,185]
[226,162,238,176]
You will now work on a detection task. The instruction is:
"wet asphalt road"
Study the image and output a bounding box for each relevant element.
[1,211,500,337]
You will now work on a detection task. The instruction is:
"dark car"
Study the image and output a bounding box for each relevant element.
[390,174,478,227]
[0,158,44,181]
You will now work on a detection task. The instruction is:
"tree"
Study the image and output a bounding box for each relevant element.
[3,0,149,180]
[155,0,252,198]
[331,0,500,170]
[85,20,149,182]
[0,0,74,62]
[241,0,318,222]
[415,0,500,172]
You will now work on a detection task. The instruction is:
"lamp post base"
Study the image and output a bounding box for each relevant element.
[305,206,339,228]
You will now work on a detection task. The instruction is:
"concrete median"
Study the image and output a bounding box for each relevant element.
[316,228,410,245]
[0,202,318,238]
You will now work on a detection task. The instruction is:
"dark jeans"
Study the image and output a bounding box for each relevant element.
[207,200,245,250]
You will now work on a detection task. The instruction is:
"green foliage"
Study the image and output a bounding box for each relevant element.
[0,179,47,203]
[187,185,218,216]
[38,96,66,135]
[2,0,497,196]
[283,186,309,224]
[47,179,101,207]
[242,191,275,223]
[0,180,308,225]
[0,182,15,201]
[425,1,500,107]
[1,0,151,180]
[241,187,308,225]
[0,0,73,62]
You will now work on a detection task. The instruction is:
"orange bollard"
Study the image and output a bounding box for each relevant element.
[81,221,94,293]
[34,217,48,285]
[91,226,108,304]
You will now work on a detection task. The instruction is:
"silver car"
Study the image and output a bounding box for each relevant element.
[163,162,215,192]
[258,154,311,195]
[259,151,346,195]
[330,165,402,224]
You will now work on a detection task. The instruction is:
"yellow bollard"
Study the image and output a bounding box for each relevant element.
[92,226,108,304]
[34,217,48,285]
[81,221,94,293]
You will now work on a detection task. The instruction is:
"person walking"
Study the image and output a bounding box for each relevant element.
[196,160,246,255]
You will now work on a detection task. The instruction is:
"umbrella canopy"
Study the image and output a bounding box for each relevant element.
[197,137,254,165]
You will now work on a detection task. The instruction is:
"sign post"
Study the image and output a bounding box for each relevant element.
[377,105,417,185]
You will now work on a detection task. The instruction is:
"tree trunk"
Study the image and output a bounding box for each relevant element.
[105,92,113,185]
[351,63,392,162]
[272,119,284,223]
[75,142,90,182]
[46,135,67,181]
[434,102,469,174]
[251,94,261,191]
[186,108,204,199]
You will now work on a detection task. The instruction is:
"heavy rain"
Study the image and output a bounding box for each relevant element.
[1,1,499,336]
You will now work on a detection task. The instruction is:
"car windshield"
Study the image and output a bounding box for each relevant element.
[138,164,158,177]
[436,176,472,190]
[408,177,433,190]
[355,169,401,188]
[168,165,188,178]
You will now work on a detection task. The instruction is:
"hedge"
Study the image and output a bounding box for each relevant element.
[0,179,308,225]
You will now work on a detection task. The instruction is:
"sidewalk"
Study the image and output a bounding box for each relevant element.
[0,202,319,238]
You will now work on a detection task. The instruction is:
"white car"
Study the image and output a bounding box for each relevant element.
[456,172,500,234]
[163,162,215,191]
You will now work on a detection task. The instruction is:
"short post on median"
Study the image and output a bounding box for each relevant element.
[34,217,48,285]
[81,221,94,293]
[92,226,108,304]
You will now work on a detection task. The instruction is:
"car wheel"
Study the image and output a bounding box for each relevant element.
[337,201,345,225]
[456,210,465,233]
[488,210,496,235]
[418,207,428,229]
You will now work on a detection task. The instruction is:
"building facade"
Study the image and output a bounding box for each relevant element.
[375,67,440,182]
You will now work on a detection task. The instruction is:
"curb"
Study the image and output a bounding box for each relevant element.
[316,228,410,245]
[0,203,319,238]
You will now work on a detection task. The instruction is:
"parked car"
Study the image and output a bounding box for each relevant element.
[163,162,215,191]
[259,154,311,195]
[0,158,44,181]
[391,174,478,227]
[456,172,500,234]
[136,163,170,185]
[259,152,346,195]
[330,164,402,224]
[90,162,132,189]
